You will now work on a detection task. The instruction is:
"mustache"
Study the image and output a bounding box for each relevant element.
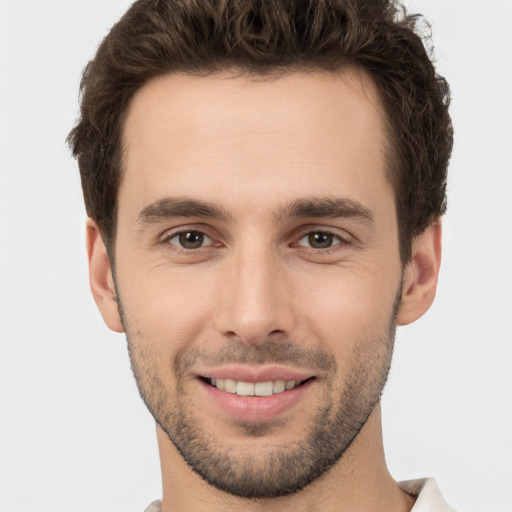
[176,337,336,374]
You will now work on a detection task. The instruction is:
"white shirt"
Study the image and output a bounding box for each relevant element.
[144,478,456,511]
[401,478,457,512]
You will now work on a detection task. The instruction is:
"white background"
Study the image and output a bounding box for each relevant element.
[0,1,511,511]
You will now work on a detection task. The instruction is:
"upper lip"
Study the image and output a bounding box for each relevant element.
[196,365,315,383]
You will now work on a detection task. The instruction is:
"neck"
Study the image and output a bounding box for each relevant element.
[157,404,415,512]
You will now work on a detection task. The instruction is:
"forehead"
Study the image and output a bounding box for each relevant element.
[120,69,391,218]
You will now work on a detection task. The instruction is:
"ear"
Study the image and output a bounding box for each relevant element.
[86,219,124,333]
[397,221,442,326]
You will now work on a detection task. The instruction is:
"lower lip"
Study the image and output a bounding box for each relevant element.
[199,379,315,422]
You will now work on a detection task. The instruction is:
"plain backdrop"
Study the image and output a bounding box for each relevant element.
[1,1,511,511]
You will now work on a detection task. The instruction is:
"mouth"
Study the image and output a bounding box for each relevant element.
[197,370,316,422]
[202,377,312,396]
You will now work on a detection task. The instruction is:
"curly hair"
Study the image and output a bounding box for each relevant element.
[68,0,453,263]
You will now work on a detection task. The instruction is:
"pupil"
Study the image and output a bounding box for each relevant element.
[309,232,333,248]
[179,231,204,249]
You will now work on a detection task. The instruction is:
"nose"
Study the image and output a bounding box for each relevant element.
[214,241,295,345]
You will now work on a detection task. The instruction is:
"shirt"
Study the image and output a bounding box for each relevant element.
[400,478,457,512]
[143,477,456,511]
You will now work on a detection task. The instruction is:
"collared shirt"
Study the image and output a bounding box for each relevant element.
[400,478,457,512]
[143,477,456,511]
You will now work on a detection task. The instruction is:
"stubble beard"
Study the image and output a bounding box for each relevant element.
[120,292,400,499]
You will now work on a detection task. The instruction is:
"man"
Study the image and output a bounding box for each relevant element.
[68,0,454,510]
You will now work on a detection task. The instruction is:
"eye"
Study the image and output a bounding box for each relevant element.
[297,231,346,249]
[167,230,212,249]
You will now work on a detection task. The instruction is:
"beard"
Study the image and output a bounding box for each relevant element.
[120,291,399,499]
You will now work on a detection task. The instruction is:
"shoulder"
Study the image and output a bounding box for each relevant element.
[143,500,162,512]
[400,478,457,512]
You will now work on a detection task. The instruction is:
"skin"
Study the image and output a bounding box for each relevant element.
[87,69,442,512]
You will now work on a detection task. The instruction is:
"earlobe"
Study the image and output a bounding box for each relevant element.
[397,221,442,326]
[86,219,124,333]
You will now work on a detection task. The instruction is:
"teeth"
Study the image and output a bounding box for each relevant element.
[210,378,300,396]
[236,381,255,396]
[273,380,286,393]
[224,379,237,393]
[255,381,273,396]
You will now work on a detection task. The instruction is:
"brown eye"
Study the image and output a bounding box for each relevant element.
[308,232,334,248]
[169,231,210,249]
[297,231,345,249]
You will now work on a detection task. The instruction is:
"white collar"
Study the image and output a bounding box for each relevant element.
[400,478,457,512]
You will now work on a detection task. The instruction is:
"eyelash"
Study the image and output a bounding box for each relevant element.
[294,229,352,251]
[159,227,353,253]
[160,229,217,252]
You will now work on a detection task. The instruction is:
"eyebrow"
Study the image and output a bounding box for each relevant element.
[136,196,374,226]
[137,197,232,225]
[275,197,374,225]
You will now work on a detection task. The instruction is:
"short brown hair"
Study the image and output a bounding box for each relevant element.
[68,0,453,262]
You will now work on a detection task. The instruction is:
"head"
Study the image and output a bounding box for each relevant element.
[69,0,452,501]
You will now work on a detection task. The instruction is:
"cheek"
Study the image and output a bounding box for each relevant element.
[117,262,218,358]
[293,266,399,353]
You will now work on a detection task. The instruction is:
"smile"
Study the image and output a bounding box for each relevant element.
[199,372,316,421]
[209,378,302,396]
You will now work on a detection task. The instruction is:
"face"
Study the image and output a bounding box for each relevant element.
[113,70,404,498]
